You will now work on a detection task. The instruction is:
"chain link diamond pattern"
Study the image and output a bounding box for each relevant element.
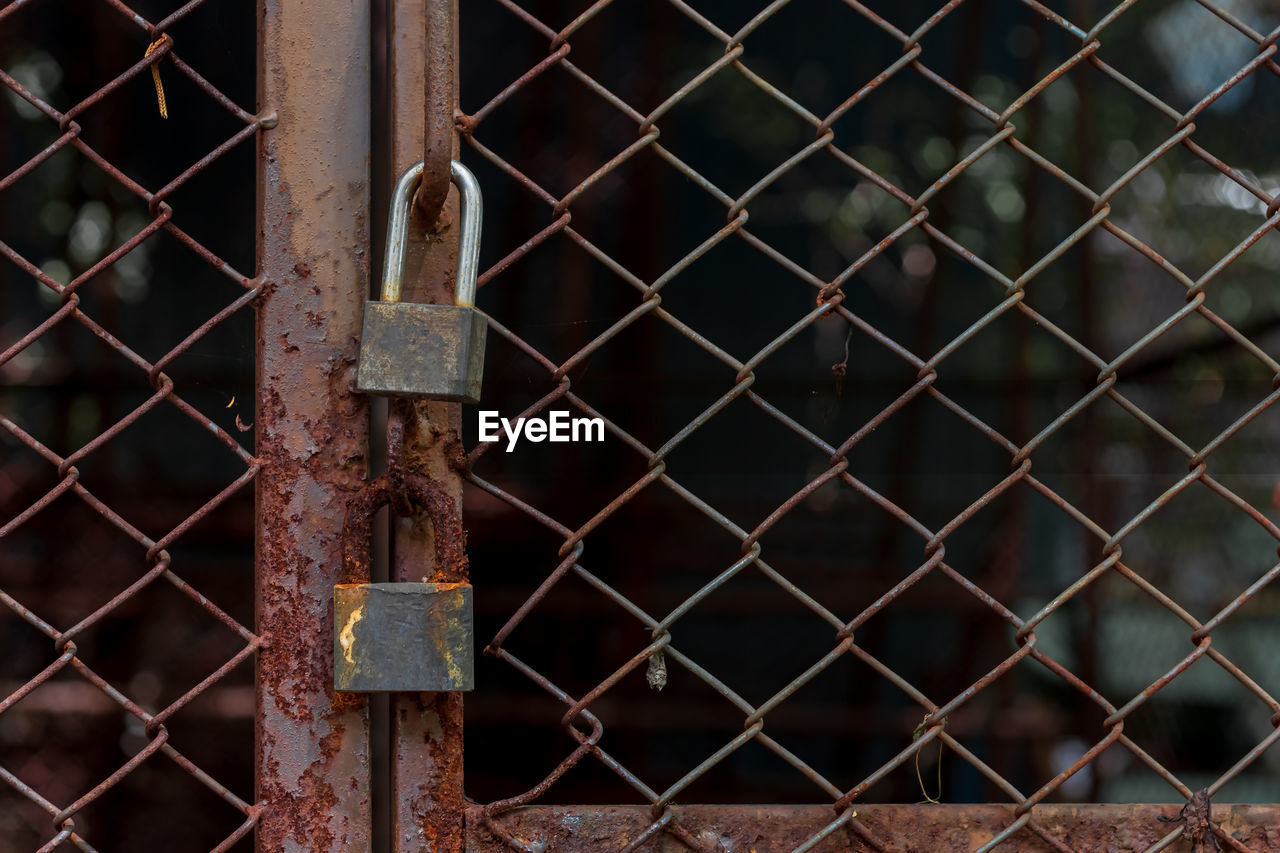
[1,0,265,848]
[461,2,1280,851]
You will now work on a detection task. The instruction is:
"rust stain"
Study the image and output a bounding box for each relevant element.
[338,604,364,666]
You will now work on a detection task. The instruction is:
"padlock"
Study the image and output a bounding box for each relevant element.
[356,160,486,402]
[334,476,474,692]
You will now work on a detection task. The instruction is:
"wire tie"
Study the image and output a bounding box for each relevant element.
[145,35,171,119]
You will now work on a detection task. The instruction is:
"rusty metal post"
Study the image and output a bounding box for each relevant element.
[257,0,373,848]
[417,0,457,221]
[387,1,467,851]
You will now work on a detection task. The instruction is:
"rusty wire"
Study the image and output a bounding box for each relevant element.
[0,0,266,848]
[460,1,1280,851]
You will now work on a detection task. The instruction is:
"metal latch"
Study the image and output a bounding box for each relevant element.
[334,476,474,693]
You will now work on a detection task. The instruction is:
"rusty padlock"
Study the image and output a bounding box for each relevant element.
[334,476,474,692]
[356,160,486,402]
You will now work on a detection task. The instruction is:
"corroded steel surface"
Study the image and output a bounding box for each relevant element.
[418,0,459,220]
[457,1,1280,851]
[334,473,473,693]
[465,804,1280,853]
[387,2,467,851]
[256,0,373,848]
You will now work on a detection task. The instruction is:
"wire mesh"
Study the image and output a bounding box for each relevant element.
[0,0,263,848]
[459,1,1280,850]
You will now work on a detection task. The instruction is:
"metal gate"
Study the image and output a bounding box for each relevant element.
[4,0,1280,851]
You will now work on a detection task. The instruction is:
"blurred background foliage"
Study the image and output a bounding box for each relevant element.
[2,0,1280,848]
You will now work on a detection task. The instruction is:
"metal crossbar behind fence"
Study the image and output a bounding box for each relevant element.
[460,1,1280,850]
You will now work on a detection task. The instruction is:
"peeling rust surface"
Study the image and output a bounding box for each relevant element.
[340,475,469,586]
[465,804,1280,853]
[386,447,469,853]
[387,1,468,850]
[256,0,373,848]
[417,0,457,220]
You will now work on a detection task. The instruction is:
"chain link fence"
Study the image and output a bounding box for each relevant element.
[1,0,261,848]
[459,1,1280,850]
[5,0,1280,850]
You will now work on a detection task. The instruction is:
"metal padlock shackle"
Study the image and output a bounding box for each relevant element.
[380,159,483,307]
[357,159,487,400]
[340,474,469,585]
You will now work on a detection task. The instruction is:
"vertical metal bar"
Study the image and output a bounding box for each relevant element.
[369,4,393,849]
[256,0,373,848]
[416,0,457,220]
[388,1,466,851]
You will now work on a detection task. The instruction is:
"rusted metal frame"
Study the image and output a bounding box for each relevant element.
[474,646,732,853]
[467,804,1280,853]
[471,407,1198,845]
[466,454,866,843]
[256,0,374,848]
[384,0,467,850]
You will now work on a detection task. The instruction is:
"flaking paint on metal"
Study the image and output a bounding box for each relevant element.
[465,804,1280,852]
[256,0,373,848]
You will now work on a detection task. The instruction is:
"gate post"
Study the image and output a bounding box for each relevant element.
[387,1,468,850]
[256,0,373,848]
